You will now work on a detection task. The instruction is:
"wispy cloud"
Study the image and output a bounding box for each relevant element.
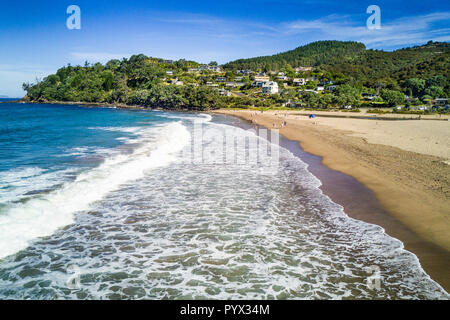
[284,12,450,48]
[0,64,56,97]
[70,52,133,63]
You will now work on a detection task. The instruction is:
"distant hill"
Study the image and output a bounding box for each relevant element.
[0,95,8,98]
[223,40,450,87]
[223,40,366,71]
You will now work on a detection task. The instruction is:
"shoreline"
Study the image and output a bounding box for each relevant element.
[4,101,449,292]
[213,109,450,293]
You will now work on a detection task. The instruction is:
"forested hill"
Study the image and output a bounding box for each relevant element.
[223,41,366,70]
[223,40,450,86]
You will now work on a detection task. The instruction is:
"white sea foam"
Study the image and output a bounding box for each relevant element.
[0,121,190,260]
[159,113,212,123]
[0,114,447,299]
[0,167,78,205]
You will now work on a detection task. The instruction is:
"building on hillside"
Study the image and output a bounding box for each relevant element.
[254,75,270,82]
[218,89,231,96]
[199,65,222,72]
[225,82,245,88]
[433,98,448,106]
[237,69,252,75]
[188,68,200,74]
[262,81,279,94]
[295,66,313,72]
[362,93,378,101]
[277,75,289,81]
[299,89,316,94]
[216,77,227,82]
[206,82,219,87]
[293,78,306,86]
[252,80,268,87]
[315,86,325,91]
[166,70,174,76]
[171,78,183,86]
[326,85,338,91]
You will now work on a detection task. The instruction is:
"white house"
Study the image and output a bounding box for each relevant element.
[166,70,174,76]
[316,86,325,91]
[262,81,279,94]
[295,66,313,72]
[171,78,183,86]
[254,75,270,82]
[218,89,231,96]
[293,78,306,86]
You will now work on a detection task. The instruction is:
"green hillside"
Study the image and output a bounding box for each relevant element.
[223,41,366,71]
[223,40,450,87]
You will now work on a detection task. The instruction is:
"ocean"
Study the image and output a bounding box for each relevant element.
[0,102,447,299]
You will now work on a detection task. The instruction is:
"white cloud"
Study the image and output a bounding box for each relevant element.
[284,12,450,48]
[70,52,132,63]
[0,64,56,97]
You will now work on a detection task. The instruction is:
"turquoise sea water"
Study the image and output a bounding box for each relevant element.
[0,102,448,299]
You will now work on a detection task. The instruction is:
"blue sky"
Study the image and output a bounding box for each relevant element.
[1,0,449,97]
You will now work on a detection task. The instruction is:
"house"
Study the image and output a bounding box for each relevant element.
[295,66,313,72]
[319,80,333,86]
[234,76,243,82]
[326,85,338,91]
[315,86,325,91]
[293,78,306,86]
[225,82,244,88]
[433,98,448,106]
[306,76,317,82]
[199,65,222,72]
[171,78,183,86]
[283,100,298,108]
[218,89,231,96]
[300,89,316,93]
[252,80,269,87]
[188,68,199,74]
[166,70,174,76]
[206,82,219,87]
[262,81,279,94]
[237,69,252,75]
[254,75,270,82]
[277,75,289,81]
[216,77,227,82]
[362,93,378,101]
[278,72,285,76]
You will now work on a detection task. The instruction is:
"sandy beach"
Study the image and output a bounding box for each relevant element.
[214,109,450,291]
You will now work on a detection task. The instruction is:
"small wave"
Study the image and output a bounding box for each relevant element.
[0,122,191,260]
[159,113,212,123]
[0,167,78,205]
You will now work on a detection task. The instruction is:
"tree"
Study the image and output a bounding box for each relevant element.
[381,89,404,106]
[403,78,425,97]
[423,86,444,98]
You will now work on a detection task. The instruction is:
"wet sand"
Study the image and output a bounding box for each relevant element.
[214,109,450,293]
